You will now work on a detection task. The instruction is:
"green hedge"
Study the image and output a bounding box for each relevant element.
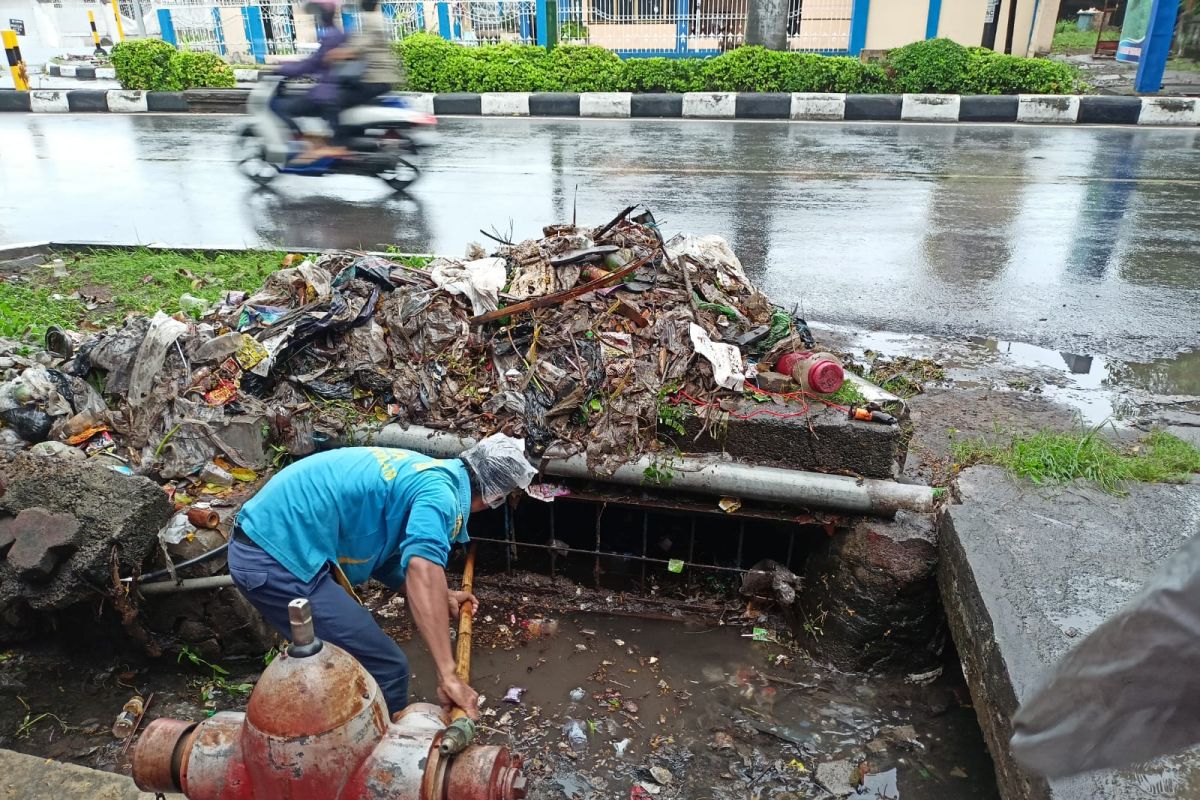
[112,39,236,91]
[395,34,1081,95]
[111,39,175,90]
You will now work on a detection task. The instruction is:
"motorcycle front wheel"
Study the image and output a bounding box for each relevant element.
[376,129,420,193]
[235,127,281,187]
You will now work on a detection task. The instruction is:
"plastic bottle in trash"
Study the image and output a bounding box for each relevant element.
[179,294,211,318]
[112,696,145,738]
[522,618,559,638]
[563,718,588,751]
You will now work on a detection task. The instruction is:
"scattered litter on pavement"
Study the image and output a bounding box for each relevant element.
[503,686,526,704]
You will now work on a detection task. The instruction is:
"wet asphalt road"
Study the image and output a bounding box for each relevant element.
[3,114,1199,360]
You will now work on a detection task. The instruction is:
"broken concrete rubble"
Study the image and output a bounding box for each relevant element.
[0,453,171,638]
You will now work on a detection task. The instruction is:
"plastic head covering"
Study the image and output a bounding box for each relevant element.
[304,0,338,28]
[459,433,537,508]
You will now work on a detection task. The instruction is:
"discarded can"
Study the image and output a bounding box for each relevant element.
[199,463,234,487]
[112,695,145,739]
[563,718,588,751]
[186,508,220,530]
[522,618,559,638]
[569,687,586,703]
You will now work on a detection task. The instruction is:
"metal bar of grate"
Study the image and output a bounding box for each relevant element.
[468,535,773,577]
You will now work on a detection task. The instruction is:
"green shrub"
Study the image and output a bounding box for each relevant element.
[700,46,790,91]
[620,57,704,92]
[964,48,1081,94]
[440,43,553,92]
[778,52,890,92]
[395,32,458,91]
[165,50,235,90]
[111,38,175,90]
[885,37,971,93]
[548,45,624,91]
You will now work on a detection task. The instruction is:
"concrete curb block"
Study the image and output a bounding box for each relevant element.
[1017,94,1081,124]
[581,92,631,117]
[106,90,148,113]
[682,92,737,118]
[3,89,1199,126]
[1138,96,1200,126]
[480,92,530,116]
[790,92,845,120]
[901,93,960,122]
[958,95,1019,122]
[30,90,70,113]
[529,92,580,116]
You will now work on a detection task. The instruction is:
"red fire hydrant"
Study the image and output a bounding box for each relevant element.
[132,599,526,800]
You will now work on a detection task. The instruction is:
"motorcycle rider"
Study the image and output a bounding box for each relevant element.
[324,0,399,150]
[272,0,347,161]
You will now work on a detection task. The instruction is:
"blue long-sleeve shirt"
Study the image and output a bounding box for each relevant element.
[236,447,472,588]
[276,28,348,103]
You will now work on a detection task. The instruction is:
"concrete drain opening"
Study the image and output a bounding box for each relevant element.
[0,448,1001,800]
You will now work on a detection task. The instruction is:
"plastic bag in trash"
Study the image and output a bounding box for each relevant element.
[0,406,54,443]
[1010,532,1200,777]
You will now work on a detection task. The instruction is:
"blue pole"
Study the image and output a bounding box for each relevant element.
[341,9,358,31]
[212,7,227,56]
[924,0,941,40]
[675,0,688,54]
[242,6,267,63]
[416,2,425,30]
[848,0,869,55]
[518,0,532,41]
[157,8,177,46]
[535,0,548,46]
[437,1,452,38]
[1134,0,1181,93]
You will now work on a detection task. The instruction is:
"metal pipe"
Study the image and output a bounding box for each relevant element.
[123,542,230,584]
[361,425,936,516]
[136,575,235,594]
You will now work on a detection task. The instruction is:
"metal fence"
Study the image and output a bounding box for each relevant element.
[153,0,849,60]
[556,0,849,56]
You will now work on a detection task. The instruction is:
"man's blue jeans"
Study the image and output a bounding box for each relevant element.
[227,537,410,715]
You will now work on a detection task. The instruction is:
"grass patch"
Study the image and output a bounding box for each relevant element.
[1052,20,1119,53]
[1167,57,1200,73]
[0,249,287,341]
[828,380,867,407]
[951,427,1200,494]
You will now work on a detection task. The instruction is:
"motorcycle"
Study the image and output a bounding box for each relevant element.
[234,75,436,192]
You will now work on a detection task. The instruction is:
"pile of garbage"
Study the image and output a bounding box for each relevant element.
[0,207,815,480]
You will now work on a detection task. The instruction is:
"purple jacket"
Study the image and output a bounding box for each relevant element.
[276,28,347,102]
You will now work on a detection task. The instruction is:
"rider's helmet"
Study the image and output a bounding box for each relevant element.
[304,0,338,28]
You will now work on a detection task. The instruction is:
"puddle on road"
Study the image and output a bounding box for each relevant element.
[817,325,1200,426]
[398,613,999,800]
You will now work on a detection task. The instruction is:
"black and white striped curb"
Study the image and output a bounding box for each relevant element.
[44,63,117,80]
[3,89,1199,125]
[45,63,265,82]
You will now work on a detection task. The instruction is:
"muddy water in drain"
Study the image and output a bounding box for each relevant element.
[398,614,999,799]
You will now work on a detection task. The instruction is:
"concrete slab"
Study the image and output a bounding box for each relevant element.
[630,93,683,118]
[959,95,1019,123]
[0,747,162,798]
[940,467,1200,800]
[433,93,482,116]
[844,94,903,121]
[1078,95,1142,125]
[681,400,904,479]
